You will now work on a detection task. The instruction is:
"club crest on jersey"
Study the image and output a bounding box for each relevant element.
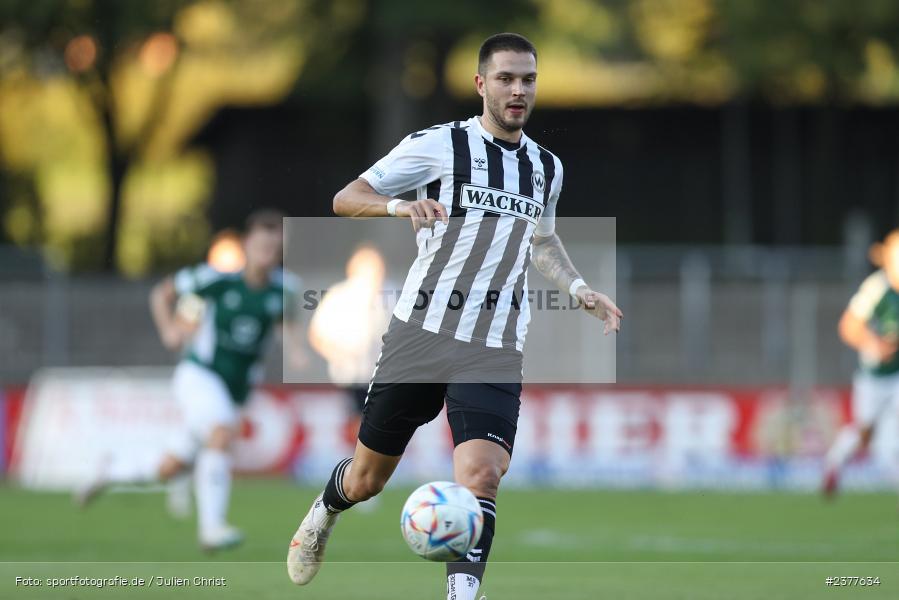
[531,171,545,194]
[460,184,543,224]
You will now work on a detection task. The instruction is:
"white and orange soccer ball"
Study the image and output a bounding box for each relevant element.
[400,481,484,561]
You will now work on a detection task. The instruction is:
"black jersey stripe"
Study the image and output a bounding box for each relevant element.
[426,178,441,201]
[538,146,556,205]
[438,139,503,335]
[410,127,471,322]
[499,144,537,348]
[424,178,443,248]
[449,127,471,217]
[486,141,504,189]
[411,125,442,139]
[470,217,527,343]
[474,144,535,344]
[517,144,535,198]
[498,146,556,348]
[501,246,531,349]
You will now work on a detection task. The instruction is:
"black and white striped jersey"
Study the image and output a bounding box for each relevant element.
[360,116,564,352]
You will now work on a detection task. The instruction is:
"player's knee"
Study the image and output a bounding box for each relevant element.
[457,462,504,498]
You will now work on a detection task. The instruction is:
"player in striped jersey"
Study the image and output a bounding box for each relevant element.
[287,33,622,598]
[824,230,899,497]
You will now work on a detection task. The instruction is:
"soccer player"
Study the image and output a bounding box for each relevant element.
[286,33,622,598]
[823,229,899,496]
[76,209,301,551]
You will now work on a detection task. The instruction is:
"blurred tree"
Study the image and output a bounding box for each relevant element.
[0,0,362,274]
[5,0,899,268]
[438,0,899,247]
[349,0,539,155]
[439,0,899,107]
[717,0,899,103]
[445,0,735,107]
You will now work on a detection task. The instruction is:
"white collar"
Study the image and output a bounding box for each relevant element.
[472,116,528,150]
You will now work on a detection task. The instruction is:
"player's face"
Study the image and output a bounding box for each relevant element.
[477,50,537,134]
[244,226,283,271]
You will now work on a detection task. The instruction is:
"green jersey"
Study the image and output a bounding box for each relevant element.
[847,269,899,376]
[174,264,298,404]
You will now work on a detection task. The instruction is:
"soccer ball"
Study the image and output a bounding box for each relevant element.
[400,481,484,561]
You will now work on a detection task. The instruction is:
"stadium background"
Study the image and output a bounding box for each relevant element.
[2,1,898,598]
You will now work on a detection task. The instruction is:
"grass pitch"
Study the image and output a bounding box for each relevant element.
[1,479,897,599]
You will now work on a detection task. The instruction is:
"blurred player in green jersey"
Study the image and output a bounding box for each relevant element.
[824,229,899,497]
[76,209,303,551]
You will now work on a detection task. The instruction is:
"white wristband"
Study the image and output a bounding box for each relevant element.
[569,278,586,297]
[386,198,403,217]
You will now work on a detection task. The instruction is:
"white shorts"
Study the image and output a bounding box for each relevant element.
[168,361,239,462]
[852,371,899,428]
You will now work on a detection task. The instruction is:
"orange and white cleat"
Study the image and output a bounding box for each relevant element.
[287,493,340,585]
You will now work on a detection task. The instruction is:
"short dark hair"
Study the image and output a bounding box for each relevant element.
[245,208,285,233]
[478,33,537,75]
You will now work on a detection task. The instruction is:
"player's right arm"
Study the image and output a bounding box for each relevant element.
[333,128,448,231]
[151,264,228,352]
[333,179,447,231]
[839,271,898,363]
[149,276,185,351]
[839,310,897,363]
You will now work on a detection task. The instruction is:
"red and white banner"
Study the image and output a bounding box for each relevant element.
[6,369,899,490]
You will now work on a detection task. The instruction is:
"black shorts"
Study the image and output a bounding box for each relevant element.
[358,317,522,457]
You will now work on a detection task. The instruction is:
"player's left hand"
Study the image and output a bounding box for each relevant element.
[574,287,622,335]
[396,199,447,233]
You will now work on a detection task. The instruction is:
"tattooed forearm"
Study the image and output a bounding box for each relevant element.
[531,233,582,292]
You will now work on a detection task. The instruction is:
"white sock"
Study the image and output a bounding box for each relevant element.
[195,449,232,535]
[166,473,193,518]
[826,426,861,471]
[447,573,480,600]
[105,453,162,484]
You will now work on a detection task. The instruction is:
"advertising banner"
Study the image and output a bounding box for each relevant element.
[8,369,899,490]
